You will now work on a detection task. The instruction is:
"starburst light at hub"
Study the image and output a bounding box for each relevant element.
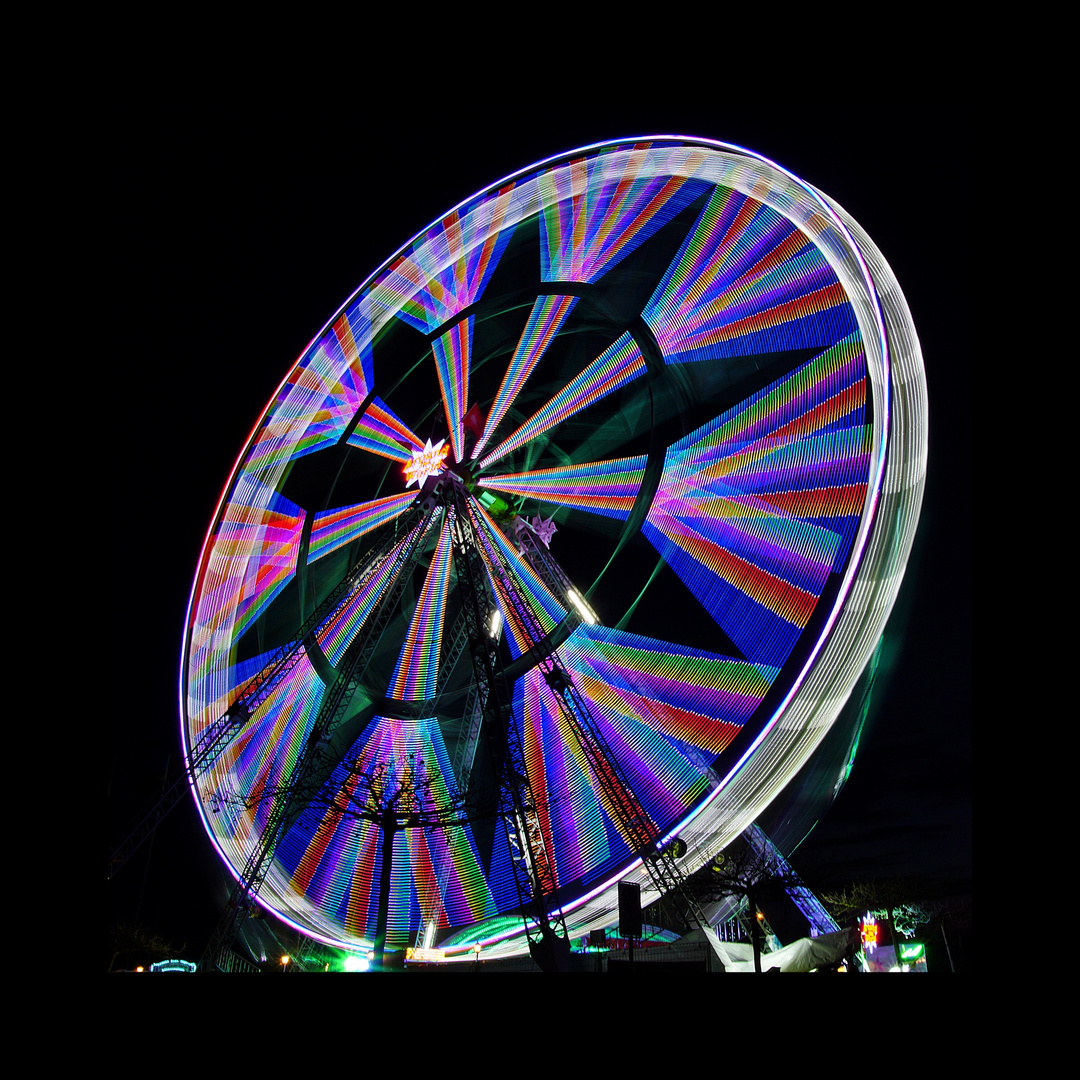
[403,438,450,487]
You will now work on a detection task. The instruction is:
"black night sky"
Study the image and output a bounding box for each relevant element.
[109,105,971,965]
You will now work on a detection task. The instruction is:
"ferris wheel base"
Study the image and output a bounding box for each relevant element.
[529,930,572,973]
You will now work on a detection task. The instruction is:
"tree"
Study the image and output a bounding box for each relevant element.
[683,835,808,973]
[316,750,499,967]
[823,877,971,971]
[821,877,931,964]
[216,746,496,969]
[108,922,187,973]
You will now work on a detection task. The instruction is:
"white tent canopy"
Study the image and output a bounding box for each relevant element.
[695,927,859,972]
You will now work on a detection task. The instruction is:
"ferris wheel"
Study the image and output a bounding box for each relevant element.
[181,137,927,966]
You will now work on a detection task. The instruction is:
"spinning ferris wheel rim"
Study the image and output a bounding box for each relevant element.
[180,136,925,959]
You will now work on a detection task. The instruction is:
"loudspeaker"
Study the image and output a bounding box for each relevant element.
[618,880,642,939]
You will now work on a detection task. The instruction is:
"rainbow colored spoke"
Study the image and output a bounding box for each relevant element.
[517,650,706,878]
[368,188,517,334]
[308,491,417,566]
[518,672,596,888]
[432,317,472,463]
[245,309,374,479]
[389,514,454,702]
[188,639,315,773]
[718,427,871,571]
[471,294,579,461]
[643,186,857,364]
[273,716,496,944]
[565,624,777,756]
[346,396,425,462]
[187,482,305,701]
[475,332,647,470]
[467,496,565,658]
[315,521,430,667]
[201,648,326,845]
[643,337,870,665]
[402,802,498,934]
[524,665,634,870]
[328,305,376,395]
[538,150,707,283]
[481,455,647,521]
[661,332,869,570]
[558,642,711,841]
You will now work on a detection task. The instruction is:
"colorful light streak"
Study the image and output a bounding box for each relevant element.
[471,294,579,461]
[476,332,646,471]
[372,189,517,334]
[272,716,498,945]
[537,149,708,283]
[314,525,429,667]
[308,492,416,566]
[643,336,868,665]
[242,321,374,477]
[198,647,326,857]
[389,516,454,701]
[467,497,566,659]
[496,622,781,893]
[643,186,857,364]
[432,318,472,462]
[482,456,647,521]
[346,397,425,462]
[186,481,305,718]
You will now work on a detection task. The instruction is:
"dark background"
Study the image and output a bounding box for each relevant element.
[108,106,971,963]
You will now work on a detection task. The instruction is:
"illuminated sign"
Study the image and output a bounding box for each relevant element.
[860,914,879,953]
[404,439,449,487]
[149,959,197,973]
[406,947,446,962]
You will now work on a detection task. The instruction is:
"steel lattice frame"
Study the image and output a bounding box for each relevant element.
[180,137,927,963]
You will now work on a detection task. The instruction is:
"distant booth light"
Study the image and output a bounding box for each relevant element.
[149,959,197,973]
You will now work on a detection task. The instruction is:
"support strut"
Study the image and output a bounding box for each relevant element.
[443,480,570,971]
[199,506,438,970]
[514,520,709,934]
[108,496,435,880]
